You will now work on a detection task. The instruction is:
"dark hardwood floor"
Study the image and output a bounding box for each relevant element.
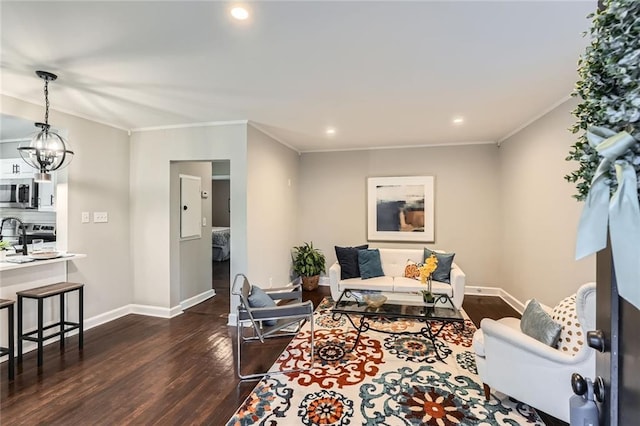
[0,261,565,425]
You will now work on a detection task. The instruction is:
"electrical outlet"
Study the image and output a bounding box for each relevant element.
[81,212,90,223]
[94,212,108,223]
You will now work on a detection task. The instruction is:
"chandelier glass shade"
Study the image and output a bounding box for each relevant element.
[17,71,74,183]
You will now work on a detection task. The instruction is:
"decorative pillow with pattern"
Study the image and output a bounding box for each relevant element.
[404,260,422,280]
[551,294,584,356]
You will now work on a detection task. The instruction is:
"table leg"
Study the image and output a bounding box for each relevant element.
[60,292,65,349]
[17,296,23,363]
[37,299,43,367]
[8,303,14,380]
[78,287,84,349]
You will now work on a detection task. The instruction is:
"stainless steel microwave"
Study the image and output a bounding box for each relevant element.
[0,178,38,208]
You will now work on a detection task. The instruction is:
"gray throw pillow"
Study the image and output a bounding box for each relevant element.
[520,299,562,347]
[423,248,455,283]
[248,285,277,326]
[358,249,384,279]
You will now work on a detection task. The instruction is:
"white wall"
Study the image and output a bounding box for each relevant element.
[170,161,212,305]
[297,144,502,287]
[498,97,596,305]
[1,94,132,318]
[130,124,247,313]
[247,125,300,287]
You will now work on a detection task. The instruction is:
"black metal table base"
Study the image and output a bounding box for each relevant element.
[333,311,463,362]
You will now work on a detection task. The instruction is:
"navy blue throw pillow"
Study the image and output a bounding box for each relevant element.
[358,249,384,279]
[335,245,368,279]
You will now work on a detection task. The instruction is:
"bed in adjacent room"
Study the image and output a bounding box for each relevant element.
[212,226,230,261]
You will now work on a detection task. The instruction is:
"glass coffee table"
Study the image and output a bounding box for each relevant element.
[332,290,464,362]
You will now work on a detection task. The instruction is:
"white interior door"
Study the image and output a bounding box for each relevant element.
[180,174,202,239]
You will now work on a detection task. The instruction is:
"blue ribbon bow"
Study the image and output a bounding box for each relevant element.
[576,126,640,309]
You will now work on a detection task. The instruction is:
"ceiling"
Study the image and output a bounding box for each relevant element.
[0,1,596,152]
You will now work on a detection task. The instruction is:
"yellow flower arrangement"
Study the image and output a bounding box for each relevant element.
[419,254,438,284]
[419,253,438,304]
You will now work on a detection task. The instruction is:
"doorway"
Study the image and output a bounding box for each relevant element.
[211,160,231,297]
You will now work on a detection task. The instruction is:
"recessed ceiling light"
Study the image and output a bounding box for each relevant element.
[230,6,249,20]
[325,128,336,136]
[452,117,464,125]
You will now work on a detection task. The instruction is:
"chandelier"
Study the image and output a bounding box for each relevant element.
[17,70,74,183]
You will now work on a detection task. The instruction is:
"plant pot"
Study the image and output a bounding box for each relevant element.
[301,275,320,291]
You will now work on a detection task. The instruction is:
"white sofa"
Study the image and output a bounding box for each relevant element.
[329,248,466,309]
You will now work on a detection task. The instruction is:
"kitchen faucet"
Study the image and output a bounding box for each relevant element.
[0,217,28,255]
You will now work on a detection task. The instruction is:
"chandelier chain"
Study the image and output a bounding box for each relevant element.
[44,79,50,126]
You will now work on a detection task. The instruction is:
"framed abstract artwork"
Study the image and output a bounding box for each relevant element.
[367,176,435,242]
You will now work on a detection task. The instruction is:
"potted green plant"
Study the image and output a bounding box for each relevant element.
[292,241,326,291]
[0,240,10,261]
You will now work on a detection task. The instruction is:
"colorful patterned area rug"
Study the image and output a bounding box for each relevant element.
[227,297,544,425]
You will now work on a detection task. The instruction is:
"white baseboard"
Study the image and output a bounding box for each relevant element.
[498,288,526,314]
[465,285,502,296]
[228,312,237,326]
[3,289,219,360]
[465,285,525,314]
[181,289,215,311]
[85,305,133,329]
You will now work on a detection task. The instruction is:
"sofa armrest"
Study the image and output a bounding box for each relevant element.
[329,261,341,300]
[450,264,466,310]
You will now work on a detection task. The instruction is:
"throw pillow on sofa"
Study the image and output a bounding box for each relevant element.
[404,260,421,279]
[423,248,455,283]
[335,245,368,280]
[358,249,385,279]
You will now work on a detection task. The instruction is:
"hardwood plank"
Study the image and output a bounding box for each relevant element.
[0,264,565,426]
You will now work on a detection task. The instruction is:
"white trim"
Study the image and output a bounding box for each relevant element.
[498,288,526,314]
[228,312,238,326]
[129,303,176,318]
[301,140,496,154]
[248,121,300,154]
[131,120,248,133]
[465,285,502,297]
[0,138,31,144]
[211,175,231,180]
[85,305,132,329]
[181,289,215,311]
[168,305,184,318]
[465,285,526,314]
[497,94,572,144]
[0,92,130,132]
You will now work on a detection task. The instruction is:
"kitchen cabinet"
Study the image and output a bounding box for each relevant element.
[0,158,34,179]
[38,180,55,211]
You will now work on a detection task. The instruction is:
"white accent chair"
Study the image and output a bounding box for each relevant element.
[472,282,596,422]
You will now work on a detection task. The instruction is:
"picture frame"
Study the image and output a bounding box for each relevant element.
[367,176,435,242]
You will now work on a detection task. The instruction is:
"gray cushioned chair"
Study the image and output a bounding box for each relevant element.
[232,273,315,380]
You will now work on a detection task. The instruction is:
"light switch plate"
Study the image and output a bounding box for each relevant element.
[94,212,108,223]
[81,212,90,223]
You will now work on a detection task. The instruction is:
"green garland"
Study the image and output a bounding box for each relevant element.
[565,0,640,201]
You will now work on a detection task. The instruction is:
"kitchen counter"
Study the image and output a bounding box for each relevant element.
[0,252,86,357]
[0,253,86,272]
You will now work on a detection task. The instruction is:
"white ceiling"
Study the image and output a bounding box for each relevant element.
[0,1,596,152]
